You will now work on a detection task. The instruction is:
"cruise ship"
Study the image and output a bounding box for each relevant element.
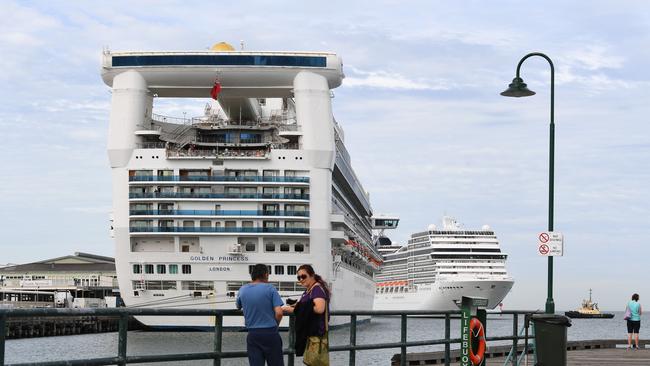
[374,217,514,311]
[101,42,384,328]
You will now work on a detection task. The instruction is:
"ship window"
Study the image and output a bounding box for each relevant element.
[245,242,257,252]
[133,264,142,274]
[294,243,304,252]
[280,243,290,252]
[275,265,284,275]
[265,243,276,252]
[112,55,327,68]
[287,266,297,275]
[240,133,262,144]
[181,245,190,252]
[145,264,154,274]
[169,264,178,274]
[156,265,166,274]
[182,265,192,274]
[181,281,214,291]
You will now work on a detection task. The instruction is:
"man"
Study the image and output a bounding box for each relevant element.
[236,264,284,366]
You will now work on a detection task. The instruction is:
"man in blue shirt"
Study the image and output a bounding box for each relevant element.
[236,264,284,366]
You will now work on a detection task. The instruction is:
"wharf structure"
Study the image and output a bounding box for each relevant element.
[101,42,384,328]
[0,252,118,308]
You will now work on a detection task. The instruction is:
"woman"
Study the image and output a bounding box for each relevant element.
[626,293,642,350]
[283,264,330,364]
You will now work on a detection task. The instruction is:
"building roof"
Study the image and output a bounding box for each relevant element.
[0,252,115,274]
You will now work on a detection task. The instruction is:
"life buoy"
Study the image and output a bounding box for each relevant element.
[469,317,486,365]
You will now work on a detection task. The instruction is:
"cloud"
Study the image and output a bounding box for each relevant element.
[63,206,112,214]
[344,66,453,90]
[562,45,625,71]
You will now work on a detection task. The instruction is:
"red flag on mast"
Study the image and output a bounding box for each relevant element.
[210,80,222,100]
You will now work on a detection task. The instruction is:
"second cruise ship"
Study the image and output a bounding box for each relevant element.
[374,217,514,311]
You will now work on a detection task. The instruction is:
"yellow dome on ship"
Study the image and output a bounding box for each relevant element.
[210,42,235,51]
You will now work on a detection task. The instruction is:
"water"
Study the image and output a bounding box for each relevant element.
[5,312,630,365]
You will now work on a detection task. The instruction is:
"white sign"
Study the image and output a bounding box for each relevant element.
[537,231,564,256]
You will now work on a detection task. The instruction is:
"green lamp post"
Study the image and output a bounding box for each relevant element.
[501,52,556,314]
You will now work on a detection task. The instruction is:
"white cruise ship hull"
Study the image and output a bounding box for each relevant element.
[373,279,514,311]
[128,266,374,329]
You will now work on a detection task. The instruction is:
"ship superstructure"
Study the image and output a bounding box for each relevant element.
[101,42,380,328]
[374,217,514,310]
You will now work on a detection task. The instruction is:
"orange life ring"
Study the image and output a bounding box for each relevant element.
[469,317,486,365]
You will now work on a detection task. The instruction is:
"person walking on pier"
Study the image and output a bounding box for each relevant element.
[283,264,330,365]
[236,263,285,366]
[625,293,642,350]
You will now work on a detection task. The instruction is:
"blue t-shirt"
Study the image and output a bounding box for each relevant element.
[628,300,641,321]
[236,283,284,329]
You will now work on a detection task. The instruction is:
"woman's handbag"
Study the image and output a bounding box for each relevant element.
[624,305,631,320]
[303,333,329,366]
[303,298,329,366]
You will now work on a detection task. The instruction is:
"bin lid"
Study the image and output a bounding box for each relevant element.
[531,314,572,327]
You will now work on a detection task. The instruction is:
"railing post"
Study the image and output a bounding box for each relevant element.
[349,314,357,366]
[0,313,6,365]
[400,314,407,366]
[512,313,519,366]
[117,312,128,366]
[213,314,223,366]
[444,313,450,366]
[288,315,296,366]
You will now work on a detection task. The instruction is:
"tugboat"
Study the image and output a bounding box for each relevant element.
[565,289,614,319]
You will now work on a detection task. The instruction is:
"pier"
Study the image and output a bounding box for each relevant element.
[2,314,142,339]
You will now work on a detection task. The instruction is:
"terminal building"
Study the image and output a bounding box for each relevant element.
[0,252,118,307]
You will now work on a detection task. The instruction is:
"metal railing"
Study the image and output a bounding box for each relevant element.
[0,308,535,366]
[129,175,309,183]
[129,209,309,217]
[129,226,310,234]
[129,192,310,200]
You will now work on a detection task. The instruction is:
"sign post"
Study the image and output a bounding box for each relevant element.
[460,296,487,366]
[537,231,564,256]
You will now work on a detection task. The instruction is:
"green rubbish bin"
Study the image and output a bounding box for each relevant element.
[532,314,572,366]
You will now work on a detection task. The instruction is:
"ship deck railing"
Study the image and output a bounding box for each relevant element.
[128,192,310,200]
[0,308,537,366]
[129,209,310,217]
[128,175,309,183]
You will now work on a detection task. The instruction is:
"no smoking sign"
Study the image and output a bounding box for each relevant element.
[537,232,564,256]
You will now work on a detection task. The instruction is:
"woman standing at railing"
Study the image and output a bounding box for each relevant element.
[282,264,330,365]
[625,293,642,350]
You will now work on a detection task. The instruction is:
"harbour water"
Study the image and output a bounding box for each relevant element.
[5,311,631,365]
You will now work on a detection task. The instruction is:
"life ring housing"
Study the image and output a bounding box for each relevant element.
[469,317,486,365]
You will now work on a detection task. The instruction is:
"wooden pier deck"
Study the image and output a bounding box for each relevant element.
[472,348,650,365]
[393,339,650,365]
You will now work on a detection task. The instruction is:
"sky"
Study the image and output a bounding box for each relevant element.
[1,0,649,310]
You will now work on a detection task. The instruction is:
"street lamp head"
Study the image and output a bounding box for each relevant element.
[500,77,536,97]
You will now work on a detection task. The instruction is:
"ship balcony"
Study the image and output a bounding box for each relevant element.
[129,175,309,183]
[278,124,302,137]
[129,209,310,218]
[129,226,309,235]
[167,148,271,160]
[330,230,346,243]
[128,192,310,201]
